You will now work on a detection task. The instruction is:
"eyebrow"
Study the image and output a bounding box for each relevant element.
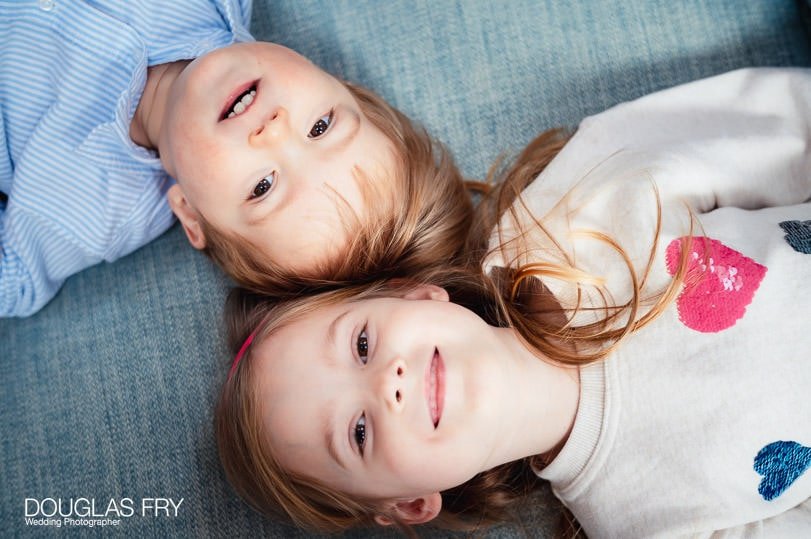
[323,309,351,471]
[326,308,350,352]
[324,412,349,470]
[332,108,361,154]
[245,188,287,226]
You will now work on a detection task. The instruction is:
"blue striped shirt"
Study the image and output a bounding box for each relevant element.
[0,0,253,317]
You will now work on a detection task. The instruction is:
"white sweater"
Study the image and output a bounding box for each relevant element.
[488,68,811,537]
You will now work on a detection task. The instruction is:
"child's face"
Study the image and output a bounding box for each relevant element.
[252,286,515,504]
[159,43,395,270]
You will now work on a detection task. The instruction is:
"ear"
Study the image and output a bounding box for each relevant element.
[400,284,449,302]
[167,184,207,249]
[374,493,442,526]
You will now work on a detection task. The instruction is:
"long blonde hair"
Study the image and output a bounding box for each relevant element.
[215,128,694,533]
[201,82,477,299]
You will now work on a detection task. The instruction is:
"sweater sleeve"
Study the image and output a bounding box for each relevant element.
[487,68,811,324]
[620,69,811,214]
[516,68,811,224]
[592,68,811,210]
[706,497,811,538]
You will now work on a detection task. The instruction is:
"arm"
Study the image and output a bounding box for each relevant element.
[208,0,253,39]
[524,68,811,219]
[0,206,93,317]
[707,497,811,538]
[489,69,811,321]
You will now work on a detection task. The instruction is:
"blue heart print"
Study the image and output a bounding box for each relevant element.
[779,220,811,254]
[753,441,811,501]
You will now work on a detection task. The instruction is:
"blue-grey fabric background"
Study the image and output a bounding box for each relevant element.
[2,1,809,537]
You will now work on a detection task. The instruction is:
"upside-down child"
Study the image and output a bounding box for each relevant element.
[216,68,811,536]
[1,0,471,316]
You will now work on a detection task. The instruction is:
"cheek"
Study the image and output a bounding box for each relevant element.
[170,130,225,188]
[379,439,473,494]
[377,423,437,471]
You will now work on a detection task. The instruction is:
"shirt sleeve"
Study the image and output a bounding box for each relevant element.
[216,0,254,45]
[230,0,253,28]
[0,205,96,317]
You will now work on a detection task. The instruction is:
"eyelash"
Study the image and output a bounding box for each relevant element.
[354,413,367,454]
[308,109,335,139]
[356,326,369,364]
[353,325,369,454]
[249,171,275,200]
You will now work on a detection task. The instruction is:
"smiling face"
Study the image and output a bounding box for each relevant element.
[251,286,514,505]
[158,42,396,271]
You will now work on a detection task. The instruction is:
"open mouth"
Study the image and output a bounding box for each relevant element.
[425,348,445,428]
[220,80,259,120]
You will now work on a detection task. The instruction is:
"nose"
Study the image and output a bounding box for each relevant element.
[379,358,407,412]
[249,107,289,146]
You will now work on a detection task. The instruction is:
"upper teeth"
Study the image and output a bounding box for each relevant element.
[227,89,256,118]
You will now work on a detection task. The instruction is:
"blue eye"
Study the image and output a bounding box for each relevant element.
[308,109,334,138]
[354,413,366,454]
[356,327,368,364]
[250,173,275,200]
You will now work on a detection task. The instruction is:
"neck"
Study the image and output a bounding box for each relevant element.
[129,60,190,151]
[483,326,581,470]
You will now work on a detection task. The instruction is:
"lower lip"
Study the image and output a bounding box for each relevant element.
[427,349,446,428]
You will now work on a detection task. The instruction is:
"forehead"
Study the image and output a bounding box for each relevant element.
[255,305,339,366]
[252,298,367,384]
[252,314,331,430]
[251,303,351,474]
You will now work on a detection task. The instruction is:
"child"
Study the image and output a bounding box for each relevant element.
[215,68,811,536]
[0,0,472,316]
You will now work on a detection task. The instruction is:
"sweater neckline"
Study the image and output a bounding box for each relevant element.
[535,361,606,487]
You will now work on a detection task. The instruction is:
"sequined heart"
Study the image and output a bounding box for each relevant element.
[665,237,766,333]
[754,441,811,501]
[779,220,811,254]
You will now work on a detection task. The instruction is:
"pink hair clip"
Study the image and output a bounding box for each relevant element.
[228,329,257,379]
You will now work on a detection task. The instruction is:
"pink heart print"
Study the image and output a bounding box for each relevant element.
[665,237,767,333]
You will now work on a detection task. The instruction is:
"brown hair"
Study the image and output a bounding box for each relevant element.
[200,82,478,299]
[215,128,694,534]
